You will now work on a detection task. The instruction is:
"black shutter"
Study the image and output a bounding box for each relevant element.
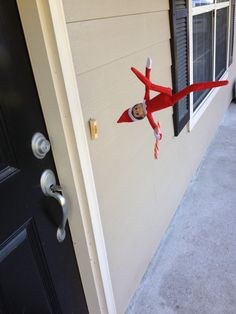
[229,0,235,65]
[169,0,190,136]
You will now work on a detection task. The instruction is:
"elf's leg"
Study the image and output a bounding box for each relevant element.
[131,67,172,96]
[144,58,152,101]
[171,81,228,104]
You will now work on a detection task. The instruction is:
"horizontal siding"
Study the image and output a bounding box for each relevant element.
[67,11,171,74]
[76,43,172,157]
[63,0,169,23]
[62,0,235,312]
[75,45,172,314]
[63,1,172,313]
[77,41,172,117]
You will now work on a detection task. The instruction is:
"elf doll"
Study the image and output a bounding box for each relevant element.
[117,58,228,159]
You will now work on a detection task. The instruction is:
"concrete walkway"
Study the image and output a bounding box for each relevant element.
[126,103,236,314]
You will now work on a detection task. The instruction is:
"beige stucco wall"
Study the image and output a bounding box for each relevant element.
[62,1,235,313]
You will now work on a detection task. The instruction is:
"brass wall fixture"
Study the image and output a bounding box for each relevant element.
[89,119,98,140]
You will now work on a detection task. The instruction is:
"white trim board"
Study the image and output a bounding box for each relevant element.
[47,1,117,313]
[17,0,116,313]
[192,2,229,16]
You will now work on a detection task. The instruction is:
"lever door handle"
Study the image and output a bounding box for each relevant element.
[40,169,68,242]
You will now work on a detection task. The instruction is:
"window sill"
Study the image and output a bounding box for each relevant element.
[188,71,228,131]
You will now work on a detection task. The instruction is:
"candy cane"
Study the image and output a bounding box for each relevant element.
[154,122,162,160]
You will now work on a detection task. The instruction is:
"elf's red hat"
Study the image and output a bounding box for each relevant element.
[117,108,136,123]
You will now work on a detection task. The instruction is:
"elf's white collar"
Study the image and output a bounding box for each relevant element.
[128,107,137,121]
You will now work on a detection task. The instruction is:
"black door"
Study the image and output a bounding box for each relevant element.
[0,1,88,313]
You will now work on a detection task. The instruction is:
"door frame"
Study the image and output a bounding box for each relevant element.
[16,1,116,313]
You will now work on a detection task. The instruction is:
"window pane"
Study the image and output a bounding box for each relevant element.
[192,0,214,7]
[215,8,228,79]
[216,0,228,2]
[193,12,213,110]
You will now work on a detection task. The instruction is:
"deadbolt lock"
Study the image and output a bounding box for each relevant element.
[31,132,51,159]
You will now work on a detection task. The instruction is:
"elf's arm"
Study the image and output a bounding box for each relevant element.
[131,67,172,96]
[147,111,162,140]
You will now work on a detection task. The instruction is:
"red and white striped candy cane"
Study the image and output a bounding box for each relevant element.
[154,122,162,160]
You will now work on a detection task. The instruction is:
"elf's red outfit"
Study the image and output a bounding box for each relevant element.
[117,58,228,158]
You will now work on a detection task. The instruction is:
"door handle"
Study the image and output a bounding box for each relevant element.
[40,169,68,242]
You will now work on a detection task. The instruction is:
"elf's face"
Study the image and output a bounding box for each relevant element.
[132,103,146,120]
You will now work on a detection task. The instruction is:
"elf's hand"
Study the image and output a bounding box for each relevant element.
[154,127,162,141]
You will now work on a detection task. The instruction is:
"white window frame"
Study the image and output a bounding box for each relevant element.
[189,1,231,130]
